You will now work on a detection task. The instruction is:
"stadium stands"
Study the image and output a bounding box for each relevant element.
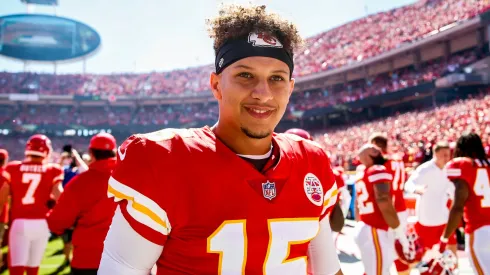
[0,0,487,96]
[1,0,490,162]
[318,91,490,169]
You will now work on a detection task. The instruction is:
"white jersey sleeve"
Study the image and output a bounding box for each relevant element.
[404,163,428,193]
[339,186,351,218]
[98,206,163,275]
[307,218,341,275]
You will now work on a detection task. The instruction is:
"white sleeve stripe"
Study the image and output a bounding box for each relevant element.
[368,173,393,183]
[321,182,338,215]
[125,200,169,236]
[445,168,461,177]
[108,177,171,235]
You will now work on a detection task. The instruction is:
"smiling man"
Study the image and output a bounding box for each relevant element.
[98,4,342,275]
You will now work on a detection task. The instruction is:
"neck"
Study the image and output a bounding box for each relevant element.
[434,158,445,169]
[25,157,43,164]
[212,122,273,155]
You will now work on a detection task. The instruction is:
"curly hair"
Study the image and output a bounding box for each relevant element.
[206,4,304,56]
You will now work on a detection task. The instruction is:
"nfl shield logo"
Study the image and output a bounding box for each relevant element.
[262,180,276,200]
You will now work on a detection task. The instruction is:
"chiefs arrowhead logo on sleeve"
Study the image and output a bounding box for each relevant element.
[248,32,283,48]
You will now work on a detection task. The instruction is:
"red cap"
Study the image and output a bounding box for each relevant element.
[89,133,116,151]
[0,149,8,161]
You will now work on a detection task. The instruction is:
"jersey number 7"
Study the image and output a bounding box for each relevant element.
[207,218,319,274]
[22,173,41,205]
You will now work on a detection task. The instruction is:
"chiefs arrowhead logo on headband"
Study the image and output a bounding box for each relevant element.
[215,31,292,76]
[248,32,283,48]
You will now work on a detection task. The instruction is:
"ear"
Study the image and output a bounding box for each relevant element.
[210,72,222,100]
[288,78,295,96]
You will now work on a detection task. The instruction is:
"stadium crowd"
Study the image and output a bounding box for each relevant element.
[319,92,490,170]
[1,1,490,274]
[1,48,480,133]
[0,0,486,96]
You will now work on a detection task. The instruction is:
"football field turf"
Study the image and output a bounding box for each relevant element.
[1,238,70,275]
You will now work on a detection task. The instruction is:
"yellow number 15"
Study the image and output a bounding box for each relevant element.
[206,218,319,275]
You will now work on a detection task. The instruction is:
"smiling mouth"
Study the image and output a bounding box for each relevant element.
[244,106,275,119]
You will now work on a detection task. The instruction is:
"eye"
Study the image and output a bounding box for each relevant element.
[270,75,285,82]
[238,72,253,79]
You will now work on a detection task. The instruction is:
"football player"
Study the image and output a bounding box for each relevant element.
[47,133,118,275]
[0,149,9,269]
[404,142,457,268]
[441,132,490,274]
[0,135,64,275]
[285,128,344,232]
[354,144,409,275]
[369,133,409,274]
[332,166,351,220]
[99,5,342,275]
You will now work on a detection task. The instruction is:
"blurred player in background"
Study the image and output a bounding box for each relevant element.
[404,142,457,268]
[99,4,342,275]
[442,132,490,274]
[369,133,409,274]
[57,144,88,266]
[354,144,409,275]
[332,166,351,220]
[0,149,9,269]
[0,134,64,275]
[48,133,117,275]
[285,128,344,232]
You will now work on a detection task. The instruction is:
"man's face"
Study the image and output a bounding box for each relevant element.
[435,148,451,165]
[210,56,294,139]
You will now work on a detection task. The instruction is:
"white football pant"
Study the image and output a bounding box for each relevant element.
[354,221,395,275]
[9,219,50,267]
[466,225,490,275]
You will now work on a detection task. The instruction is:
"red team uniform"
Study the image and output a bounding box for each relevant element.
[384,158,407,216]
[5,161,63,220]
[445,157,490,274]
[106,127,338,274]
[355,165,395,275]
[3,159,63,273]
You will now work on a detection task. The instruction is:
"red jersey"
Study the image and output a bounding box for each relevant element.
[4,160,63,220]
[47,158,117,269]
[445,157,490,234]
[384,158,407,212]
[356,165,394,230]
[0,168,9,223]
[108,127,338,275]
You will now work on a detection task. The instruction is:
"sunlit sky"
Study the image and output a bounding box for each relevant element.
[0,0,417,74]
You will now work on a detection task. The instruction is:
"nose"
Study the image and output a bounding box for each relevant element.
[250,79,273,103]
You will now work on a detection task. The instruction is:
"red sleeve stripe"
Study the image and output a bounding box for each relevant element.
[368,173,393,183]
[445,168,461,177]
[108,177,171,236]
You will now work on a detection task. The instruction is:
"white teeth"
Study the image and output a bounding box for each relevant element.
[251,108,268,114]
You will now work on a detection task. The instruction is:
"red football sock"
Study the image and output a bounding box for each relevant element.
[9,266,26,275]
[26,266,40,275]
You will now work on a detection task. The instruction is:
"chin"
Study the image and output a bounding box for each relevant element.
[240,127,272,139]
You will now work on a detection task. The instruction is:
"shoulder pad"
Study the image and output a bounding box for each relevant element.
[370,165,387,172]
[280,133,323,149]
[142,128,194,142]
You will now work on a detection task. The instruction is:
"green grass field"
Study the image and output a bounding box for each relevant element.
[1,238,70,275]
